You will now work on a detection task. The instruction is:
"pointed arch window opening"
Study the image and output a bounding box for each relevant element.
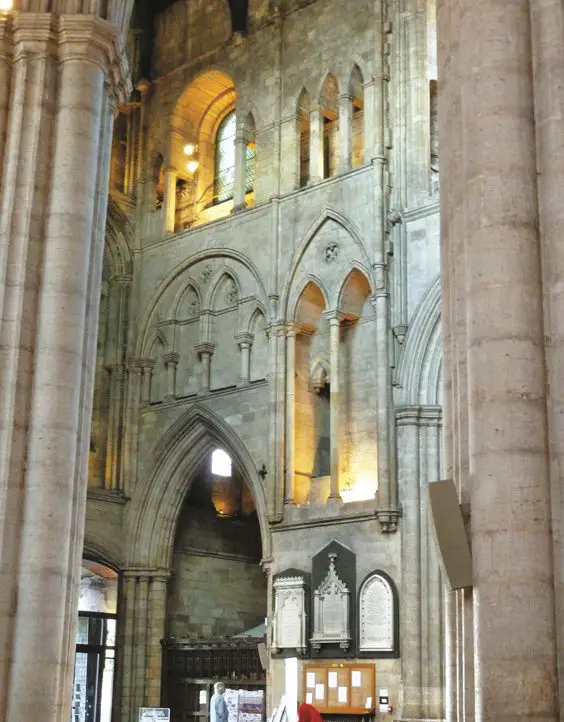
[214,111,237,204]
[211,448,232,477]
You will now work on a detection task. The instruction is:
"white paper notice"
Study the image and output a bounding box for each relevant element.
[365,697,373,709]
[306,673,315,689]
[338,687,348,704]
[315,684,325,701]
[351,671,362,688]
[328,672,338,689]
[199,691,207,705]
[306,693,313,705]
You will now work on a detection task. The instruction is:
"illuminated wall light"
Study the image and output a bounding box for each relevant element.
[0,0,13,10]
[186,159,199,174]
[183,143,195,156]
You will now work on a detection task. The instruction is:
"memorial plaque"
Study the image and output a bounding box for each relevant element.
[272,575,307,654]
[359,573,394,652]
[311,553,351,651]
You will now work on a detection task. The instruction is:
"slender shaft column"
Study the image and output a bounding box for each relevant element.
[235,332,254,386]
[195,343,215,394]
[396,406,422,718]
[121,361,142,496]
[362,80,375,163]
[140,361,154,405]
[233,118,247,210]
[285,326,297,504]
[309,106,324,183]
[163,351,179,400]
[0,12,130,722]
[325,313,342,501]
[267,322,286,522]
[338,93,352,173]
[163,166,176,233]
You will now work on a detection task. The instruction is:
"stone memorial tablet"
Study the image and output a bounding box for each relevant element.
[359,573,394,652]
[311,553,351,651]
[272,575,307,654]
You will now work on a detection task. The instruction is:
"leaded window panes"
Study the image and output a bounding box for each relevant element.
[215,111,236,203]
[245,143,256,193]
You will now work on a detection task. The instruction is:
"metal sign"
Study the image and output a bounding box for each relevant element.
[139,708,170,722]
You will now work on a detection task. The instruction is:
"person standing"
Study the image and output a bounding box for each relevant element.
[210,682,229,722]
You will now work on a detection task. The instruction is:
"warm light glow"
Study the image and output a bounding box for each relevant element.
[211,449,232,477]
[341,474,377,503]
[0,0,13,10]
[186,159,199,174]
[183,143,195,156]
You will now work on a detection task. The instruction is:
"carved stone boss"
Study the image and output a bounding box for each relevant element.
[359,573,394,652]
[311,553,351,651]
[272,575,307,654]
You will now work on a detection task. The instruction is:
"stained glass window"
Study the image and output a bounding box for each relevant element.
[215,111,236,203]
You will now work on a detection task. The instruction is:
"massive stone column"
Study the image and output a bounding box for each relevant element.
[438,0,560,719]
[0,9,130,722]
[530,2,564,714]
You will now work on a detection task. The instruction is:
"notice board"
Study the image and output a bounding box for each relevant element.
[302,662,375,715]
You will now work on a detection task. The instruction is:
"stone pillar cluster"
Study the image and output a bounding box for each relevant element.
[0,8,130,722]
[438,0,563,718]
[119,570,170,722]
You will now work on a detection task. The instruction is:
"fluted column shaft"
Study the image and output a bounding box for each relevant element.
[0,12,130,722]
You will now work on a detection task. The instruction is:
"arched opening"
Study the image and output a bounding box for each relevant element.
[71,561,118,722]
[319,74,339,179]
[297,88,311,188]
[169,71,238,229]
[338,269,377,502]
[293,281,329,503]
[349,65,365,169]
[163,447,266,722]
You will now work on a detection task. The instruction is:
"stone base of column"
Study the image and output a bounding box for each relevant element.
[231,202,247,213]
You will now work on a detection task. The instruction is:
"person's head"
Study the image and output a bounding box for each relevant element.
[214,682,226,696]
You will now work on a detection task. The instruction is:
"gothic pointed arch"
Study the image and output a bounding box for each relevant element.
[338,267,372,319]
[396,274,442,406]
[105,197,134,278]
[127,404,270,567]
[281,209,371,317]
[135,249,269,357]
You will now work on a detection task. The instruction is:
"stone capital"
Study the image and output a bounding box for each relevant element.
[195,342,216,358]
[162,351,180,366]
[234,332,254,348]
[9,14,131,109]
[322,310,346,325]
